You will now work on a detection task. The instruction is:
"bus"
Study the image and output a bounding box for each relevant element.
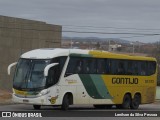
[8,48,157,110]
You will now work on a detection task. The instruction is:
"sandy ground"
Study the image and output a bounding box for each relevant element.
[0,89,12,104]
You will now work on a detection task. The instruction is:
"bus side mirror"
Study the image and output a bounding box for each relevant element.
[8,62,17,75]
[44,63,59,77]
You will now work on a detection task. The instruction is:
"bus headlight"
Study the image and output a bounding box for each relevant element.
[38,89,50,96]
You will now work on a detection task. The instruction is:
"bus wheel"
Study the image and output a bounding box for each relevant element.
[61,94,69,110]
[121,94,131,109]
[116,105,122,109]
[33,105,41,110]
[130,94,141,109]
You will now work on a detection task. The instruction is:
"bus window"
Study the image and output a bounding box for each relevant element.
[140,61,147,76]
[46,65,59,87]
[126,61,133,75]
[51,56,67,71]
[82,59,89,73]
[89,59,97,74]
[117,60,125,75]
[110,60,117,75]
[65,57,82,75]
[148,61,156,75]
[83,58,96,74]
[106,59,111,74]
[75,59,83,73]
[97,59,106,74]
[46,57,67,87]
[132,61,139,75]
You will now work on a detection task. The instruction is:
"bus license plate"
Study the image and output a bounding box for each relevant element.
[23,99,29,103]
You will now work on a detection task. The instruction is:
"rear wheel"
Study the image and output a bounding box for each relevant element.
[130,94,141,109]
[33,105,41,110]
[116,105,122,109]
[61,94,69,110]
[118,94,131,109]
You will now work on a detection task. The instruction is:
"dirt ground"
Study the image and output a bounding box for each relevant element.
[0,89,12,104]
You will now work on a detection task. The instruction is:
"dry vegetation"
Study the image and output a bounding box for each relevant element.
[0,89,12,104]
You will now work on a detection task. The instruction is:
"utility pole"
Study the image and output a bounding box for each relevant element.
[108,40,110,51]
[70,39,72,48]
[130,42,134,54]
[133,43,135,54]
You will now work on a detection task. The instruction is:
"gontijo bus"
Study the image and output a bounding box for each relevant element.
[8,48,157,110]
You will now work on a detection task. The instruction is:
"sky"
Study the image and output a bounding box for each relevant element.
[0,0,160,43]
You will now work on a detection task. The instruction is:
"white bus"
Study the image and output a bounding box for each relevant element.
[8,48,157,110]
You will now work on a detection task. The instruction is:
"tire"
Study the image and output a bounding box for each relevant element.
[130,94,141,109]
[33,105,41,110]
[121,94,131,109]
[61,94,69,110]
[116,105,122,109]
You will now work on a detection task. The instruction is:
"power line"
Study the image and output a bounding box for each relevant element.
[118,35,150,39]
[62,24,160,31]
[63,26,160,34]
[62,30,160,36]
[0,25,160,37]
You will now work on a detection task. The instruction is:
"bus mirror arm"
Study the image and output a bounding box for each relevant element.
[8,62,17,75]
[44,63,59,77]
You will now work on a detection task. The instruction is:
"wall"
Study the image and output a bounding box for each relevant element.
[0,15,62,90]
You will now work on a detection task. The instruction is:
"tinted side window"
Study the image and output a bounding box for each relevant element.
[110,59,118,75]
[132,61,140,75]
[97,59,106,74]
[83,58,97,74]
[148,61,156,75]
[47,65,59,87]
[106,59,111,74]
[66,57,82,75]
[139,61,147,76]
[126,60,134,75]
[65,57,156,76]
[46,57,67,87]
[117,60,126,75]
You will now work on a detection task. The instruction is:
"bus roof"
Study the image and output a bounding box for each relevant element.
[21,48,89,59]
[89,50,156,61]
[20,48,156,61]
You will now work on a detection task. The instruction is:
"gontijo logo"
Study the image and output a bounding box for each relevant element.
[112,77,138,84]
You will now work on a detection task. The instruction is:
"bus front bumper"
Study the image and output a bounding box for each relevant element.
[12,94,48,105]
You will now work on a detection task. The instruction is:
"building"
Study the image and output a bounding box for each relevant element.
[0,15,62,90]
[108,44,122,51]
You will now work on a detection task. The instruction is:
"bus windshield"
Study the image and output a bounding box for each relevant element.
[13,59,50,90]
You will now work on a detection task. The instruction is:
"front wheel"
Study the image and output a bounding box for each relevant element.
[130,94,141,109]
[61,94,69,110]
[33,105,41,110]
